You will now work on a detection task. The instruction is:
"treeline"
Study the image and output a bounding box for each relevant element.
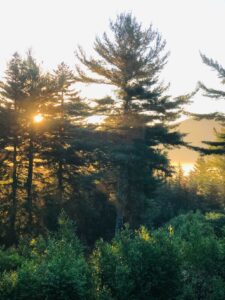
[0,12,224,251]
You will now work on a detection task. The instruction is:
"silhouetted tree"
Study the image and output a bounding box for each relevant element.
[76,13,189,231]
[0,52,56,239]
[196,53,225,155]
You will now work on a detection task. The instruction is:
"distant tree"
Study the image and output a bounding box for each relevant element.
[189,156,225,210]
[143,165,200,228]
[75,13,190,231]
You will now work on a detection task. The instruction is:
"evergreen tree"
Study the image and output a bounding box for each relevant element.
[0,51,55,240]
[21,52,53,231]
[41,63,91,200]
[189,155,225,210]
[75,13,189,231]
[42,62,83,205]
[0,53,27,243]
[38,62,103,236]
[54,63,74,203]
[197,53,225,155]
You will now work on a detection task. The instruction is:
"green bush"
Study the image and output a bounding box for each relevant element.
[205,212,225,237]
[169,212,225,299]
[0,248,23,273]
[0,214,91,300]
[91,226,181,300]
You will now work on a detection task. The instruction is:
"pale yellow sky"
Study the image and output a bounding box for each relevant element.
[0,0,225,114]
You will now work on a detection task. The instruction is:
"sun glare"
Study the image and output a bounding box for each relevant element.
[33,114,43,123]
[86,115,106,125]
[173,163,194,176]
[182,164,194,176]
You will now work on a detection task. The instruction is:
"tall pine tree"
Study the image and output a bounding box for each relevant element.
[75,13,189,231]
[0,51,55,239]
[0,53,27,243]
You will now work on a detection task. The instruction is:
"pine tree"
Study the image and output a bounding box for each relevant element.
[189,156,225,210]
[75,13,189,231]
[197,53,225,155]
[40,63,90,207]
[21,52,52,230]
[0,51,55,238]
[0,53,26,243]
[50,62,78,204]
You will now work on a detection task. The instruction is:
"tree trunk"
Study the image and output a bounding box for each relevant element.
[115,166,128,234]
[8,140,18,245]
[8,102,19,245]
[115,204,124,234]
[27,136,34,230]
[57,160,63,203]
[57,90,64,204]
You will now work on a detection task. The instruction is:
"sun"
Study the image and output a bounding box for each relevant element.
[182,164,194,176]
[86,115,106,125]
[33,114,43,123]
[173,163,194,176]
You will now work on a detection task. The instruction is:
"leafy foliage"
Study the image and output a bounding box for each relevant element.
[0,214,91,300]
[91,226,181,300]
[1,213,225,299]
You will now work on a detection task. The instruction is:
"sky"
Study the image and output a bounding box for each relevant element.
[0,0,225,114]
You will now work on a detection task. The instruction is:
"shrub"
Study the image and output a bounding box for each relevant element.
[91,226,181,300]
[0,248,23,273]
[170,212,225,299]
[0,214,91,300]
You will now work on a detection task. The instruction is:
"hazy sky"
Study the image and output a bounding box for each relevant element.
[1,0,225,114]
